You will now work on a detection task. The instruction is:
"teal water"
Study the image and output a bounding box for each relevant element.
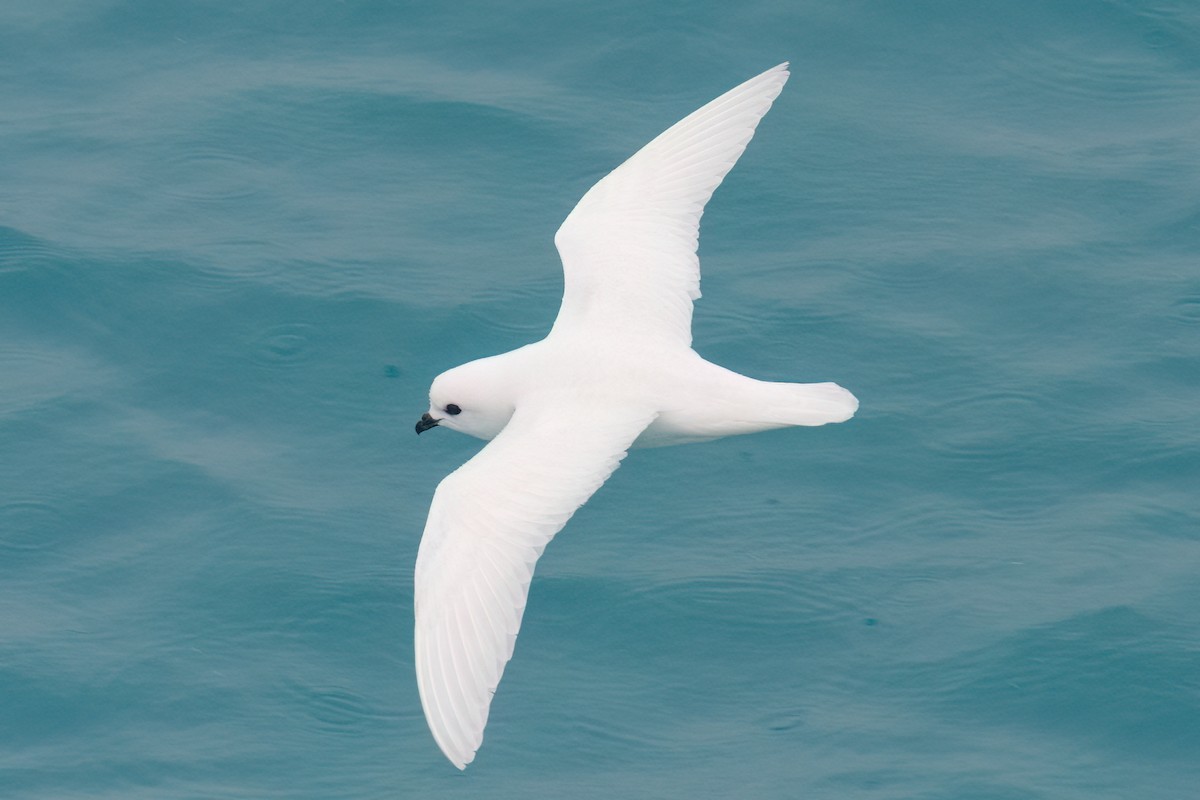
[2,1,1199,797]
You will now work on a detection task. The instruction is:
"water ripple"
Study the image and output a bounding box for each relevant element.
[1170,295,1200,324]
[459,281,559,337]
[300,685,382,732]
[626,570,857,630]
[0,341,116,415]
[994,35,1200,108]
[759,707,807,733]
[0,227,63,275]
[147,149,267,204]
[928,390,1055,461]
[0,499,63,555]
[249,323,318,368]
[914,606,1200,757]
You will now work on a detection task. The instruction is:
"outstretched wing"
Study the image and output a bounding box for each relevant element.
[414,401,656,769]
[551,63,790,345]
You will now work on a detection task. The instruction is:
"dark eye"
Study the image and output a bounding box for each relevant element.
[445,403,462,416]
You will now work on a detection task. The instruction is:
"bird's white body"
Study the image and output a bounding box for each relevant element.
[414,63,857,769]
[432,336,856,447]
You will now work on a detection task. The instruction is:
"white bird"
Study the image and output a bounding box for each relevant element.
[413,62,857,769]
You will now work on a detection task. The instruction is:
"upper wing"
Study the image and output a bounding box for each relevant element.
[414,400,656,769]
[551,63,790,345]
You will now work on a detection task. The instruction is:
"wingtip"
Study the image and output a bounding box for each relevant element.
[750,62,790,94]
[436,737,475,771]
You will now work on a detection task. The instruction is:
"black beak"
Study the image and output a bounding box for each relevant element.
[415,413,440,435]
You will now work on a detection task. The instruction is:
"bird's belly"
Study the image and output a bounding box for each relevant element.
[632,408,742,448]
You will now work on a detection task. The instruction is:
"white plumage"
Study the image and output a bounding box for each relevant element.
[414,63,857,769]
[553,62,789,344]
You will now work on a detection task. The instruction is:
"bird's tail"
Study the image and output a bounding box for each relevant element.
[751,380,859,427]
[648,362,858,445]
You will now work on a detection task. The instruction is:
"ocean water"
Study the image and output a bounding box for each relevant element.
[2,1,1198,797]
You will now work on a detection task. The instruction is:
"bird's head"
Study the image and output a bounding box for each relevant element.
[417,355,517,441]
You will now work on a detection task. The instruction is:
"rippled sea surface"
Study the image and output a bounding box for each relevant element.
[2,2,1198,798]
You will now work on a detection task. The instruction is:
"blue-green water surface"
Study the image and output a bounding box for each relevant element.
[2,2,1198,798]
